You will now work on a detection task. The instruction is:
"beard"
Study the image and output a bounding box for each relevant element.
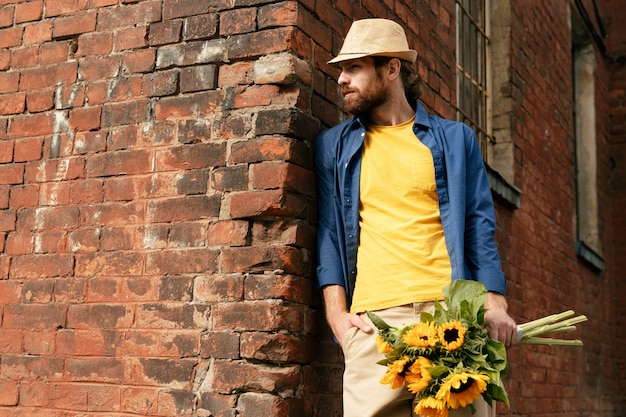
[341,74,388,115]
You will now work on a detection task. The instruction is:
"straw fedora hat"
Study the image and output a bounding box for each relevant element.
[328,18,417,64]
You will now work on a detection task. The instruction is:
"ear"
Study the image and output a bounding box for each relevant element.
[387,58,402,81]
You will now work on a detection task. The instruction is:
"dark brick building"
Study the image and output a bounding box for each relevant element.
[0,0,624,416]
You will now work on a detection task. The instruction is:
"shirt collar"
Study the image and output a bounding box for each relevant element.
[348,101,432,130]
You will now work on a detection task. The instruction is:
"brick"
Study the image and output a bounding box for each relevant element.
[66,357,125,383]
[155,142,226,170]
[156,38,225,68]
[49,383,88,411]
[0,71,19,94]
[122,330,199,357]
[39,183,76,207]
[24,158,84,183]
[0,48,9,69]
[76,31,113,56]
[67,304,134,329]
[52,11,97,39]
[200,331,240,359]
[23,20,53,44]
[251,161,315,196]
[0,329,23,354]
[26,89,54,112]
[0,5,12,28]
[10,253,74,278]
[23,329,56,355]
[255,108,319,140]
[143,69,179,97]
[114,25,148,51]
[0,380,19,406]
[3,304,67,329]
[213,301,303,333]
[234,84,280,108]
[163,0,211,20]
[70,178,104,205]
[68,106,102,131]
[252,52,313,86]
[20,380,50,407]
[121,386,160,415]
[10,45,38,68]
[245,273,314,304]
[10,184,38,208]
[156,389,195,416]
[78,202,144,227]
[213,113,251,140]
[154,90,224,119]
[102,98,149,127]
[15,0,43,23]
[238,392,289,417]
[221,244,305,275]
[135,303,210,329]
[226,27,295,60]
[182,13,218,41]
[0,26,22,49]
[240,332,315,363]
[78,55,122,81]
[86,149,150,178]
[230,189,308,219]
[212,360,301,394]
[39,40,70,64]
[208,220,249,246]
[14,136,43,162]
[194,274,244,302]
[220,7,256,36]
[19,61,78,91]
[45,0,89,17]
[0,164,24,185]
[56,329,119,356]
[74,251,144,276]
[0,92,25,115]
[0,207,16,231]
[149,19,182,46]
[211,165,246,192]
[180,64,216,93]
[123,48,156,73]
[96,1,161,30]
[5,230,33,254]
[145,248,219,275]
[131,358,196,390]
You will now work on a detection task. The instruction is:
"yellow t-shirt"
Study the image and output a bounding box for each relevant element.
[350,118,452,314]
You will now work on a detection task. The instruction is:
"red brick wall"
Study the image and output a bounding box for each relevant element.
[0,0,624,416]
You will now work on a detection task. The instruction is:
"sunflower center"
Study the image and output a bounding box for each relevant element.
[450,378,475,393]
[443,328,460,342]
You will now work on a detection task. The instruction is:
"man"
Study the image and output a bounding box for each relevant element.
[314,18,518,417]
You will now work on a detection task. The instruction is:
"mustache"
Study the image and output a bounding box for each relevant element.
[340,87,356,96]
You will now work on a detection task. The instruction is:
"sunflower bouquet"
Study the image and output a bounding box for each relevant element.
[367,280,586,417]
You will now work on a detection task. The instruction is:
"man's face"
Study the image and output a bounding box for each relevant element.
[338,57,388,115]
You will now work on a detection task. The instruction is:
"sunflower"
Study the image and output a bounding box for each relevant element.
[405,356,432,394]
[436,371,490,409]
[380,356,411,389]
[414,396,449,417]
[403,321,438,348]
[438,320,467,351]
[376,335,393,354]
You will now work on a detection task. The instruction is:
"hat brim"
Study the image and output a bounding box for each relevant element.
[328,50,417,65]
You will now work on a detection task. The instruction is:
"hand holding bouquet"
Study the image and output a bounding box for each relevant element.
[367,280,586,417]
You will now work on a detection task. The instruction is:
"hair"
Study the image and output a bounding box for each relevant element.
[373,56,423,103]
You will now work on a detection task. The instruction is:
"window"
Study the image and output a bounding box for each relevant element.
[572,9,605,270]
[455,0,492,161]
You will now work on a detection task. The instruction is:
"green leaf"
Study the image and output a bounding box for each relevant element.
[366,311,391,331]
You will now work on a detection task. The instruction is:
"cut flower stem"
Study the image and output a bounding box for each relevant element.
[516,310,587,346]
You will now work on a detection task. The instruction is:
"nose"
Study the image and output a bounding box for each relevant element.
[338,70,349,86]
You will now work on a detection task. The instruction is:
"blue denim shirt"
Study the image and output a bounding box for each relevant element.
[315,102,506,308]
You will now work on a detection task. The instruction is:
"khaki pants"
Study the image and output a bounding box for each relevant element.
[342,303,496,417]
